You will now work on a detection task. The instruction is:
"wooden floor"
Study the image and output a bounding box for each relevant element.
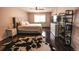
[0,27,74,51]
[43,27,74,51]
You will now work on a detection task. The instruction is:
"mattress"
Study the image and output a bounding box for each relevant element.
[18,24,42,33]
[25,24,41,27]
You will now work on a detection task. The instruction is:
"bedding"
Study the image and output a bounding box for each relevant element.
[18,24,42,33]
[17,21,42,33]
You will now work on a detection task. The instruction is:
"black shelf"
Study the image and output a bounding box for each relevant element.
[64,10,73,45]
[55,10,73,46]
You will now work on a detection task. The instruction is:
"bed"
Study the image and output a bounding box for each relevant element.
[17,21,42,34]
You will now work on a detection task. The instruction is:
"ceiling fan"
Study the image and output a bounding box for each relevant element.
[35,7,45,10]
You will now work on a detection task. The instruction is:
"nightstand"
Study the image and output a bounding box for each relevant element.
[6,28,17,37]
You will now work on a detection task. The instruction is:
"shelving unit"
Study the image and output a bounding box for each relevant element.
[55,13,65,40]
[55,10,73,46]
[64,10,73,45]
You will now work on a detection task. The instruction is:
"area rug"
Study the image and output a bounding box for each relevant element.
[3,35,50,51]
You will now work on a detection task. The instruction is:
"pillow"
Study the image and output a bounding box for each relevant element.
[21,21,30,26]
[25,21,29,25]
[21,21,26,26]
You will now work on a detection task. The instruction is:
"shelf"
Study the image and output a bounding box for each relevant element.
[65,10,73,15]
[55,10,73,46]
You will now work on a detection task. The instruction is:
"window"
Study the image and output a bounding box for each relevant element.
[53,15,57,22]
[34,14,46,22]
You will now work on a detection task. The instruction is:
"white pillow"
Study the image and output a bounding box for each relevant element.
[21,21,29,26]
[21,21,26,26]
[25,21,29,24]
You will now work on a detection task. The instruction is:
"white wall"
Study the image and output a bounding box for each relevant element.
[0,7,28,41]
[71,9,79,50]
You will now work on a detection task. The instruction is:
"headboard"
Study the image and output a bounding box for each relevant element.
[12,17,21,28]
[12,17,16,28]
[12,17,30,28]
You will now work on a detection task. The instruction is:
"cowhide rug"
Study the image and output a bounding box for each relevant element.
[3,36,50,51]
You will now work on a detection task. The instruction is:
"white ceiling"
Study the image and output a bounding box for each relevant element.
[19,7,78,14]
[19,7,53,12]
